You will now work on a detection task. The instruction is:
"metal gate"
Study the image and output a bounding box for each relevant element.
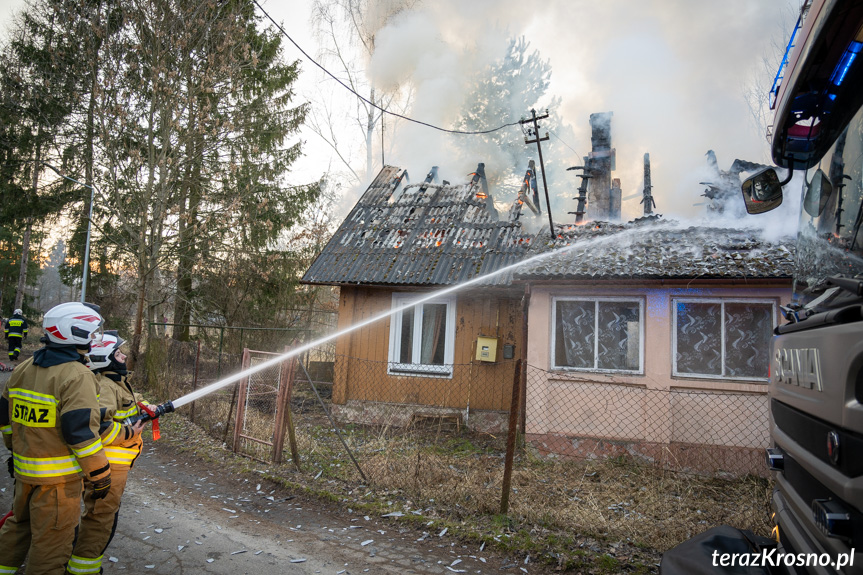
[231,348,297,463]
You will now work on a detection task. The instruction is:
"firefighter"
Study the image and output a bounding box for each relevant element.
[4,309,29,361]
[67,331,145,575]
[0,302,112,575]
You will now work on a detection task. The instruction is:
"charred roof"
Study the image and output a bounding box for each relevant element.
[516,218,796,281]
[301,165,795,287]
[301,164,535,287]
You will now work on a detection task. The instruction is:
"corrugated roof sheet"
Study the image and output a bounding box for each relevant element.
[302,165,535,286]
[302,167,796,287]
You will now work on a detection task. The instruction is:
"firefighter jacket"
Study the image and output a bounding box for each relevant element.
[97,371,144,469]
[0,346,110,486]
[4,314,28,339]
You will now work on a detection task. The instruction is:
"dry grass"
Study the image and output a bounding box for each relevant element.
[155,409,773,573]
[277,422,772,571]
[353,435,771,548]
[141,361,773,573]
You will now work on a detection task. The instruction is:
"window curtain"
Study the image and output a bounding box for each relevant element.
[420,303,447,365]
[724,303,772,378]
[556,301,595,368]
[597,302,639,370]
[675,301,722,375]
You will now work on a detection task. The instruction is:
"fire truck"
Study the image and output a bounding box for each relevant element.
[663,1,863,573]
[745,0,863,572]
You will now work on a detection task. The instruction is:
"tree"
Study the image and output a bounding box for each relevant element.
[309,0,415,188]
[87,0,318,361]
[2,0,323,358]
[454,35,575,207]
[0,0,88,312]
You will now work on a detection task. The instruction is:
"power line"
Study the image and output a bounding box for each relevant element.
[252,0,520,136]
[548,129,582,160]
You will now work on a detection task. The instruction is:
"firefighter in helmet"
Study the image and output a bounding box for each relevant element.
[67,331,145,575]
[0,302,112,575]
[4,309,29,361]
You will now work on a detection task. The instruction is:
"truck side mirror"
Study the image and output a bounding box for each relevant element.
[741,168,785,214]
[802,169,833,217]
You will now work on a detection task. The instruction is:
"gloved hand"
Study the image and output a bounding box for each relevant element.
[6,456,13,479]
[90,475,111,500]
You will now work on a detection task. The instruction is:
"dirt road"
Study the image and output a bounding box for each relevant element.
[0,370,542,574]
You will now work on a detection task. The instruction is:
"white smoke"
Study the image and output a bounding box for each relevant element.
[355,0,799,233]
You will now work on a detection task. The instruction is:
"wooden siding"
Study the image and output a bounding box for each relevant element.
[332,285,523,412]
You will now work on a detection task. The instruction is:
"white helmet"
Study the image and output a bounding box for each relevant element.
[42,302,104,345]
[87,330,124,371]
[13,309,22,316]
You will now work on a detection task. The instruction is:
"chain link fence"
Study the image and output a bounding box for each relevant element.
[142,345,771,479]
[140,338,772,555]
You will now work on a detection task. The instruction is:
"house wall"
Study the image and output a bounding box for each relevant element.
[524,281,791,474]
[331,285,524,428]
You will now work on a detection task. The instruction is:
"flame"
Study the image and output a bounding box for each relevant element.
[476,192,488,200]
[436,240,442,246]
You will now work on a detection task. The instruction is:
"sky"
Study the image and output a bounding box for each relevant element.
[0,0,803,228]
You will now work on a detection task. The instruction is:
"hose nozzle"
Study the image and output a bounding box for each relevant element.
[138,401,175,423]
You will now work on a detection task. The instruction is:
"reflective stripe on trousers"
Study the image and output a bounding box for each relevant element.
[66,554,103,574]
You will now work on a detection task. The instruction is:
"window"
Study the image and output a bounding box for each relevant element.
[551,297,643,373]
[673,299,775,381]
[388,293,456,377]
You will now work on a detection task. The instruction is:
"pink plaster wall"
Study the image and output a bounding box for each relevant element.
[525,282,791,466]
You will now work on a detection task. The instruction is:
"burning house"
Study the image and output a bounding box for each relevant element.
[301,164,535,431]
[302,158,795,474]
[515,221,795,474]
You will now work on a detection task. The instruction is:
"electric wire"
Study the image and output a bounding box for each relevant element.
[252,0,521,136]
[548,129,582,161]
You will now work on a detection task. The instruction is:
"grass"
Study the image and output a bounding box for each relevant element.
[139,348,772,572]
[151,409,772,573]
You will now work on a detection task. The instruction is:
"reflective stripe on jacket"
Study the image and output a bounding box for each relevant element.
[4,316,28,337]
[97,372,143,469]
[0,356,110,485]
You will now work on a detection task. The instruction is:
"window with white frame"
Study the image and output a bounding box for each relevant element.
[551,297,643,373]
[388,293,456,376]
[673,299,775,381]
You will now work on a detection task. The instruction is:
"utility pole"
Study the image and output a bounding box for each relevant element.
[521,109,555,238]
[43,163,96,303]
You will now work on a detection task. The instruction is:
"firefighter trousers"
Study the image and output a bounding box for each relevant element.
[6,335,22,360]
[67,467,130,575]
[0,479,83,575]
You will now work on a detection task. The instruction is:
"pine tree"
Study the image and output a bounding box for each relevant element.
[454,36,575,207]
[0,0,87,312]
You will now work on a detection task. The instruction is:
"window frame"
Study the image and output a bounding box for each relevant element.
[387,293,456,378]
[550,296,645,374]
[671,297,776,382]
